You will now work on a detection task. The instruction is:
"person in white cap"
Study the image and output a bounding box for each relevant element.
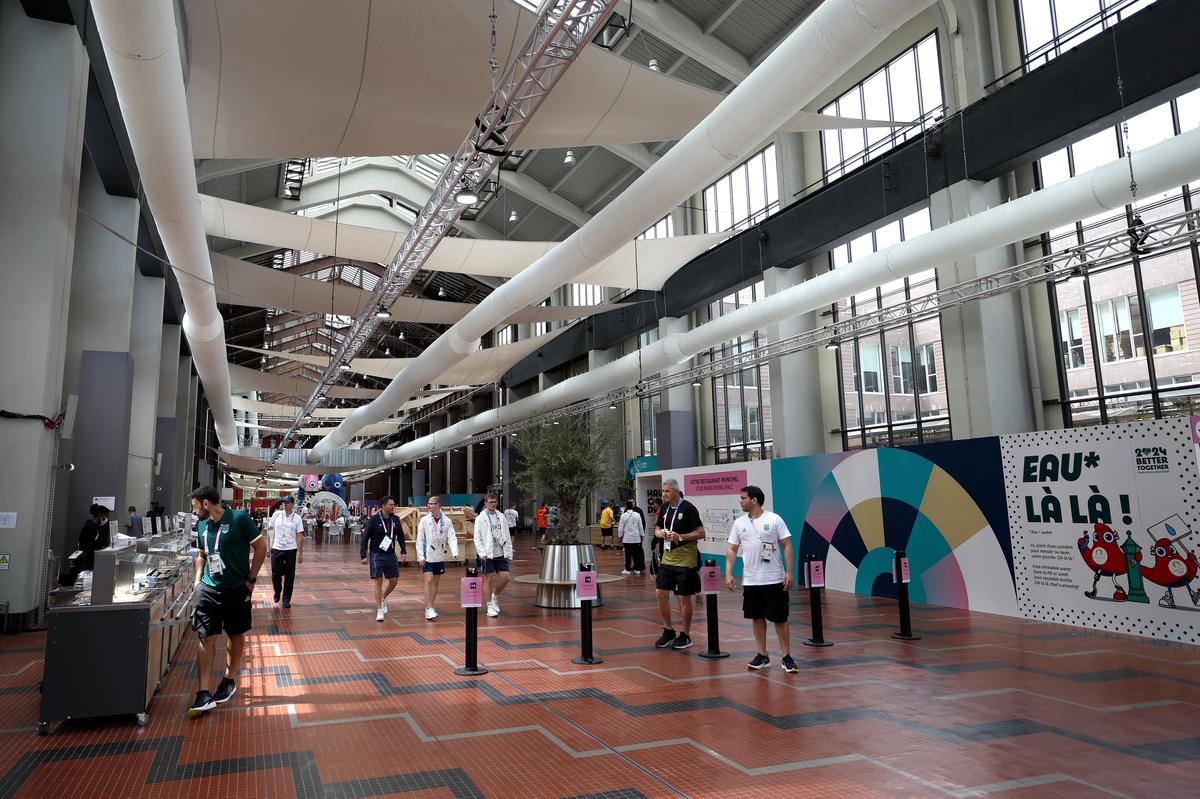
[416,495,459,620]
[473,493,513,617]
[266,496,305,608]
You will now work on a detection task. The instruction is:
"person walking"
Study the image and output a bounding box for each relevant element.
[360,496,406,622]
[725,485,797,673]
[416,495,459,620]
[619,499,645,575]
[653,479,705,651]
[536,502,549,546]
[474,493,512,617]
[266,496,305,608]
[188,485,267,717]
[125,505,143,537]
[504,502,519,538]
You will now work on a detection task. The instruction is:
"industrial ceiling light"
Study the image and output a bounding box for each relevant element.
[609,402,617,410]
[692,379,702,387]
[375,304,391,318]
[454,185,479,206]
[384,347,391,356]
[437,286,447,299]
[825,341,839,350]
[563,150,576,167]
[339,362,351,371]
[508,209,519,223]
[648,58,660,71]
[398,331,406,341]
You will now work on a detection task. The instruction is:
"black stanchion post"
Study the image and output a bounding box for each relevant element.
[698,559,729,659]
[891,549,922,641]
[803,554,833,648]
[572,563,603,665]
[455,567,489,676]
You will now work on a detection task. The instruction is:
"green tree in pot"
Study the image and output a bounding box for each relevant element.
[512,411,622,545]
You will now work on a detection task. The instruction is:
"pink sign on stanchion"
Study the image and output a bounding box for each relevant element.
[808,560,825,589]
[577,570,598,601]
[700,564,721,594]
[894,556,911,584]
[461,576,483,608]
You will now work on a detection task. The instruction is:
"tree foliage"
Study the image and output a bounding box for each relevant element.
[511,411,623,544]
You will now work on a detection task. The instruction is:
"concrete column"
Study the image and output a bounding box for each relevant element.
[52,148,139,561]
[183,373,199,494]
[154,325,181,512]
[656,315,697,468]
[173,358,193,507]
[126,272,165,512]
[931,179,1035,438]
[0,6,88,622]
[774,132,807,207]
[764,265,825,457]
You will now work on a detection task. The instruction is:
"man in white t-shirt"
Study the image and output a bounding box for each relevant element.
[504,503,519,539]
[417,495,459,620]
[473,493,512,617]
[267,496,305,608]
[725,484,796,674]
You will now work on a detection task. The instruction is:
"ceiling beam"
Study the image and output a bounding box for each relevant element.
[703,0,747,35]
[502,170,592,228]
[615,0,750,84]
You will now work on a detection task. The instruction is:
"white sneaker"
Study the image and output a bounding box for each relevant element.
[487,601,500,617]
[375,608,385,622]
[621,570,631,575]
[634,570,642,575]
[381,599,388,613]
[424,607,437,620]
[490,594,500,612]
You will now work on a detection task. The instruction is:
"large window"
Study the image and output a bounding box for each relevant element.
[495,324,516,347]
[1016,0,1154,72]
[834,208,951,449]
[705,282,773,462]
[638,215,675,240]
[570,284,605,306]
[1039,90,1200,425]
[533,297,551,337]
[819,33,943,182]
[702,145,779,234]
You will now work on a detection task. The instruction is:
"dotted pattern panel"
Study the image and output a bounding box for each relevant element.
[1002,417,1199,645]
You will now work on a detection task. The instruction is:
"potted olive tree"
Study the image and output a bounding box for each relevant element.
[512,411,622,607]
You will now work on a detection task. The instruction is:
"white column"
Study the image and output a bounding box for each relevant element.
[764,265,825,457]
[0,5,88,622]
[126,272,166,512]
[931,179,1036,437]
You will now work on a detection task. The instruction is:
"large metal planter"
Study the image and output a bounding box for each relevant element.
[534,544,602,608]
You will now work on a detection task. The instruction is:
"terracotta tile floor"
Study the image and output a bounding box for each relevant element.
[0,537,1196,798]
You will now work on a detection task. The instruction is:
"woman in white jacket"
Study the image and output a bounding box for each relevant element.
[619,499,646,575]
[417,495,460,620]
[473,493,513,617]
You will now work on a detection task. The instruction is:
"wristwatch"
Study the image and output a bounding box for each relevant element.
[247,576,257,583]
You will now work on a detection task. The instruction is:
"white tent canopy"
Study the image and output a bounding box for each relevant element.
[184,0,900,157]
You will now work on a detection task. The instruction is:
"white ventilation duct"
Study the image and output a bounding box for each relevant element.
[92,0,239,452]
[383,125,1200,462]
[309,0,935,462]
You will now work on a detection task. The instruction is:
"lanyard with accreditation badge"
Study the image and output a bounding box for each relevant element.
[664,502,682,551]
[379,514,397,551]
[748,513,775,562]
[207,521,228,575]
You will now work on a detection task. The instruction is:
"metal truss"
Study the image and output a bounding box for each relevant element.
[418,208,1200,458]
[254,0,619,477]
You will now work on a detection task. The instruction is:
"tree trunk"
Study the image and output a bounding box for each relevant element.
[555,496,581,545]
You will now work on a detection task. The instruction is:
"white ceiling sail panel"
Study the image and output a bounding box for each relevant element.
[229,363,382,399]
[208,251,622,321]
[230,391,446,419]
[183,0,900,157]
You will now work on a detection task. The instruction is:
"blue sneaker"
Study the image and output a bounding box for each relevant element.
[188,691,216,718]
[212,677,237,704]
[781,655,799,674]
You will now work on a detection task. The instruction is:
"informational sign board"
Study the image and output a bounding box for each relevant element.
[460,576,483,608]
[0,554,10,571]
[93,497,115,511]
[699,564,721,594]
[0,513,15,529]
[808,560,825,589]
[577,569,598,601]
[894,556,911,584]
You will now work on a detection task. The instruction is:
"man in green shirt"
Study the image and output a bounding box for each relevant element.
[653,478,706,651]
[188,485,267,718]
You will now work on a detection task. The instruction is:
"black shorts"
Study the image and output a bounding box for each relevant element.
[655,564,700,595]
[743,583,789,623]
[480,557,510,573]
[192,582,253,639]
[369,551,399,579]
[422,561,446,575]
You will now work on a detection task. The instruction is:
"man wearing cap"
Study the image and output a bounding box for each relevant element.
[266,496,305,608]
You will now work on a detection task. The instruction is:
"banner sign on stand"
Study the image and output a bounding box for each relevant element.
[460,576,483,608]
[700,564,721,594]
[894,556,911,584]
[808,560,825,589]
[577,569,598,601]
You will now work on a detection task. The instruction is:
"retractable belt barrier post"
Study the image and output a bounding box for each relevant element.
[698,559,729,659]
[803,555,833,647]
[455,567,489,676]
[891,549,921,641]
[572,563,603,665]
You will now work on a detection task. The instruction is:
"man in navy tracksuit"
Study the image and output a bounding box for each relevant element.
[360,496,407,621]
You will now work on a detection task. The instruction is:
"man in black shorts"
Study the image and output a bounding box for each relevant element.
[725,485,797,673]
[189,485,268,717]
[653,478,706,650]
